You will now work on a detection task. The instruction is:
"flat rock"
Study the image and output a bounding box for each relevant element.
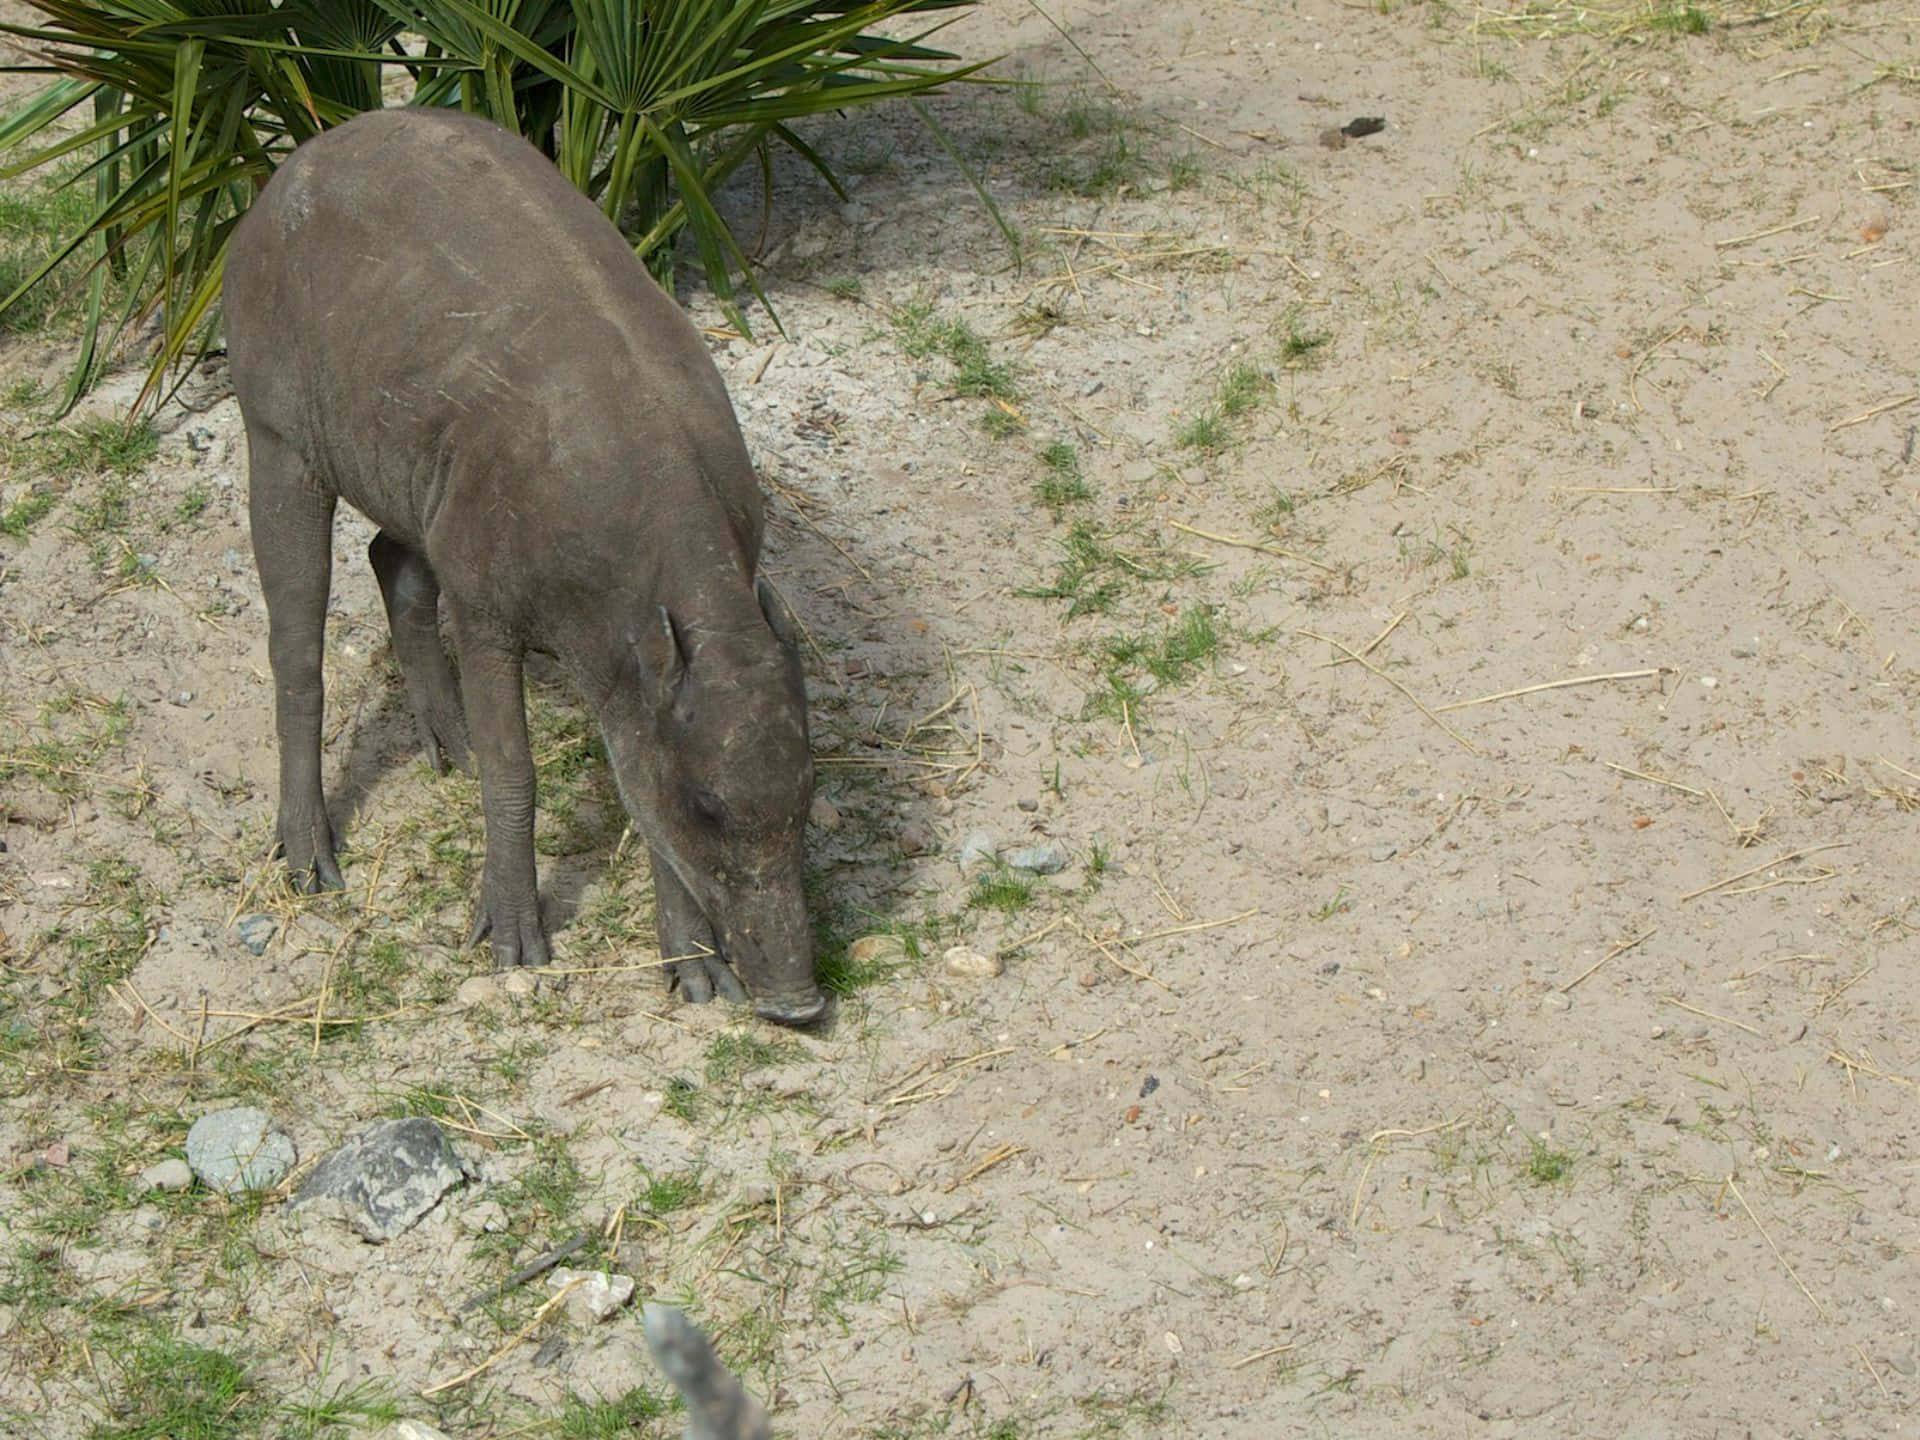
[291,1117,474,1242]
[233,913,277,956]
[957,830,998,871]
[186,1107,296,1195]
[1007,841,1070,875]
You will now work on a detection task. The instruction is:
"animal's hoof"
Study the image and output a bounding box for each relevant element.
[668,953,748,1006]
[466,902,550,967]
[754,988,829,1027]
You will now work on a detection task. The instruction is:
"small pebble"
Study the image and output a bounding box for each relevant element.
[500,969,539,996]
[942,945,1002,979]
[848,934,907,966]
[139,1157,194,1193]
[1370,844,1398,862]
[1319,961,1341,975]
[456,974,503,1006]
[1017,797,1040,812]
[808,795,842,830]
[548,1267,635,1323]
[1540,992,1572,1013]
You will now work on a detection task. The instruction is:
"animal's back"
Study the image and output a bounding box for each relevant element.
[224,108,753,566]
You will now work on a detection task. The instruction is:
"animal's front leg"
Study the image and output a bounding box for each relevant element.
[652,850,746,1005]
[450,605,548,967]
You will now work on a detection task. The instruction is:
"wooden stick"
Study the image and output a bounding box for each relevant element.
[1298,629,1480,754]
[1229,1343,1296,1370]
[1562,929,1655,993]
[1435,668,1668,712]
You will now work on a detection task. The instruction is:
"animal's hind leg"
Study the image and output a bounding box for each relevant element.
[369,531,472,773]
[247,422,342,892]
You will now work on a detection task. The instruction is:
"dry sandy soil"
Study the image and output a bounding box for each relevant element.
[2,1,1918,1436]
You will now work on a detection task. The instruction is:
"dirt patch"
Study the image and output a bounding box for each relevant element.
[3,1,1918,1436]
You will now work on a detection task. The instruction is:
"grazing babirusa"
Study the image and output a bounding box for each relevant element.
[225,107,824,1024]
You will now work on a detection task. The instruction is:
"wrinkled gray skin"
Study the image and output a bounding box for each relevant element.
[224,108,824,1025]
[643,1304,772,1440]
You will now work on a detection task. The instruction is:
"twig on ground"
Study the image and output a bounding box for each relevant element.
[1562,929,1655,993]
[1298,629,1480,754]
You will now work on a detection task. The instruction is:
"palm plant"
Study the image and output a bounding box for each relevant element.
[0,0,995,413]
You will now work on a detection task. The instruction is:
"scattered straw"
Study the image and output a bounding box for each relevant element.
[1827,1050,1915,1089]
[1351,1116,1468,1228]
[1317,612,1404,669]
[1679,843,1850,902]
[1298,629,1479,755]
[1556,485,1680,494]
[875,1047,1016,1108]
[1712,214,1821,248]
[1435,668,1669,712]
[424,1279,583,1395]
[1724,1174,1825,1319]
[1562,929,1655,993]
[946,1142,1027,1191]
[1660,995,1762,1037]
[1132,909,1258,943]
[1828,392,1918,432]
[1169,519,1340,572]
[1229,1343,1296,1370]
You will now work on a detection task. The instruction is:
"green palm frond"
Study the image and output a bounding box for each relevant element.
[0,0,995,413]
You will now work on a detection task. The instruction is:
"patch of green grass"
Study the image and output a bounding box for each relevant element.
[1036,440,1092,515]
[825,275,864,301]
[704,1031,802,1085]
[1526,1138,1575,1184]
[636,1165,706,1215]
[1060,93,1125,139]
[661,1076,704,1124]
[1404,528,1474,581]
[170,483,211,527]
[981,405,1026,439]
[558,1387,673,1438]
[1102,605,1220,687]
[275,1375,403,1439]
[1177,361,1273,453]
[1174,410,1229,453]
[1648,4,1709,33]
[1311,886,1351,921]
[1,486,58,537]
[93,1335,268,1440]
[1017,519,1125,617]
[813,1225,904,1330]
[1050,134,1143,197]
[968,865,1035,916]
[1280,319,1333,367]
[0,168,101,337]
[892,301,1018,400]
[51,857,157,1009]
[1166,149,1203,192]
[3,377,47,410]
[1252,489,1298,530]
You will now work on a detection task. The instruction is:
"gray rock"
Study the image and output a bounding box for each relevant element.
[1369,844,1398,862]
[186,1107,296,1195]
[292,1117,474,1242]
[1007,841,1069,875]
[234,913,277,956]
[958,830,998,871]
[644,1304,772,1440]
[548,1266,635,1323]
[138,1157,194,1193]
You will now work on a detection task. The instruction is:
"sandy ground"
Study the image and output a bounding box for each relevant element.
[2,1,1918,1436]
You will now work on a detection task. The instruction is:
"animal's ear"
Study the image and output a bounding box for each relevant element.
[756,576,801,654]
[636,605,687,698]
